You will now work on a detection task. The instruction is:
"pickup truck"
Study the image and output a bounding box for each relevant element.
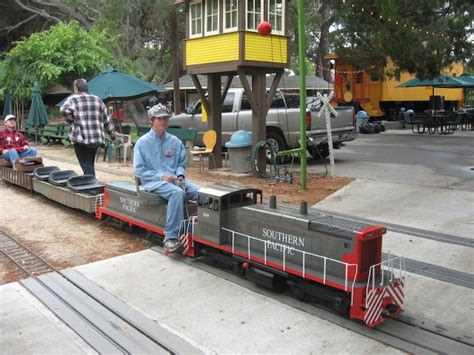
[169,88,356,158]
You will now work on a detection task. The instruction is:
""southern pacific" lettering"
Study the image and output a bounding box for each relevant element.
[262,228,305,247]
[120,196,140,213]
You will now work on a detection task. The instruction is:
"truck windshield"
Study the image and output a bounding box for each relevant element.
[194,92,235,113]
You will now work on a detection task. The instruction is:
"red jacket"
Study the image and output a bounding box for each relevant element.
[0,129,29,155]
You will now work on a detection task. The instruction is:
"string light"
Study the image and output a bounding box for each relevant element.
[314,63,376,75]
[341,0,460,43]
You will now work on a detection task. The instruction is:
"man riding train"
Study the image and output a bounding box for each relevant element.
[0,114,37,166]
[133,104,201,254]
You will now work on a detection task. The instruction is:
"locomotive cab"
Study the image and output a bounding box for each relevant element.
[195,184,262,245]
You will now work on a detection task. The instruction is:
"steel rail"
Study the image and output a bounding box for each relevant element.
[314,208,473,248]
[0,247,128,354]
[0,229,176,355]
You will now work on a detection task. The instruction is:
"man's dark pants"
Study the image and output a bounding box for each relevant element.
[74,143,98,176]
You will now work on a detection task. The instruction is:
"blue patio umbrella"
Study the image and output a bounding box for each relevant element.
[2,95,12,118]
[26,82,49,142]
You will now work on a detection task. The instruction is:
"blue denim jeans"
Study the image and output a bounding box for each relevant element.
[1,147,37,165]
[151,180,200,240]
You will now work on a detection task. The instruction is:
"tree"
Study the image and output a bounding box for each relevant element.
[0,21,112,102]
[331,0,473,79]
[1,1,184,86]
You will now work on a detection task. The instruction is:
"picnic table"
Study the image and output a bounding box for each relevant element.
[404,110,468,135]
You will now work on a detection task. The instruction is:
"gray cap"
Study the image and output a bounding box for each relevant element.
[148,104,171,119]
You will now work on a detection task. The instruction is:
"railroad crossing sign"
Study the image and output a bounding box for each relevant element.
[317,92,338,177]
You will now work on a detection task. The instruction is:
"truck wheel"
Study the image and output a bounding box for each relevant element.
[266,131,287,161]
[308,144,329,159]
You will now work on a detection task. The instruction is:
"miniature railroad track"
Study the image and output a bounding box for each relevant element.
[0,230,201,355]
[0,231,54,278]
[170,247,474,354]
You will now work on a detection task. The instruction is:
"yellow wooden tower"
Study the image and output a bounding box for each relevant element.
[175,0,290,168]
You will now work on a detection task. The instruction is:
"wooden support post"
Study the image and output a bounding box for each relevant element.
[207,73,222,168]
[252,72,266,173]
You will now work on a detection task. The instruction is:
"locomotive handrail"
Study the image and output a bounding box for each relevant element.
[366,253,405,296]
[222,227,359,302]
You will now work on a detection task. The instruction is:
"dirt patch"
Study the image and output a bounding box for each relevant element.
[0,145,352,284]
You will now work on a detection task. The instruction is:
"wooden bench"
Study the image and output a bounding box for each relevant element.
[20,123,69,145]
[19,126,40,140]
[39,123,69,145]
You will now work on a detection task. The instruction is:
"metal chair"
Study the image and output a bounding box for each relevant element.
[190,129,217,170]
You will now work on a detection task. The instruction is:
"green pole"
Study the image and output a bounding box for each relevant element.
[297,0,307,190]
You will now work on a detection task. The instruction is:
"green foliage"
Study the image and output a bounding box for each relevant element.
[332,0,473,79]
[0,21,113,102]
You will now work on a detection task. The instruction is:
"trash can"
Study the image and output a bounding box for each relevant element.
[225,130,253,173]
[356,111,370,132]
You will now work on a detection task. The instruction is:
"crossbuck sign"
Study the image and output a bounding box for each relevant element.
[316,92,338,177]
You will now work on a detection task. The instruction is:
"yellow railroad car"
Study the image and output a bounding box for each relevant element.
[325,54,464,118]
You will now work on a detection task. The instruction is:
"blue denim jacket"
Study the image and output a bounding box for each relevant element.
[133,129,187,191]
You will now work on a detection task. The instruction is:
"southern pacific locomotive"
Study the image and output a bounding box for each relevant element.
[1,160,405,328]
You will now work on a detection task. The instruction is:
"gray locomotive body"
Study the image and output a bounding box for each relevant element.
[192,184,404,326]
[194,184,381,286]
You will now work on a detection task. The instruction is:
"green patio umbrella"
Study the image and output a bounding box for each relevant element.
[439,74,474,88]
[26,82,49,142]
[397,74,470,110]
[2,95,12,118]
[88,67,168,102]
[397,74,467,101]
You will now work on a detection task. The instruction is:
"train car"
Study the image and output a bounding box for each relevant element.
[33,167,105,214]
[98,181,405,327]
[325,54,464,118]
[96,180,198,253]
[0,157,43,190]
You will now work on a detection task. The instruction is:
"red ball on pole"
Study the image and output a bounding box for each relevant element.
[257,21,272,36]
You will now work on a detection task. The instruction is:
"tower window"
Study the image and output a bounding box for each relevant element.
[268,0,284,35]
[246,0,263,31]
[224,0,238,32]
[205,0,219,35]
[190,1,203,38]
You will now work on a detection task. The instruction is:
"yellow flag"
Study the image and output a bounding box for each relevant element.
[202,104,208,122]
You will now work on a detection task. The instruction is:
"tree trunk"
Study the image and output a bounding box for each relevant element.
[316,3,333,82]
[170,6,181,114]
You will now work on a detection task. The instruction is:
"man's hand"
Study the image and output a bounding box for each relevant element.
[176,175,185,188]
[162,174,175,183]
[24,145,29,150]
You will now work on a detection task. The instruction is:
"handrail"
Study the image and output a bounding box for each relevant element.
[366,252,405,296]
[222,227,359,304]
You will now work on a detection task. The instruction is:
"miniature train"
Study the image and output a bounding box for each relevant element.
[1,161,405,328]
